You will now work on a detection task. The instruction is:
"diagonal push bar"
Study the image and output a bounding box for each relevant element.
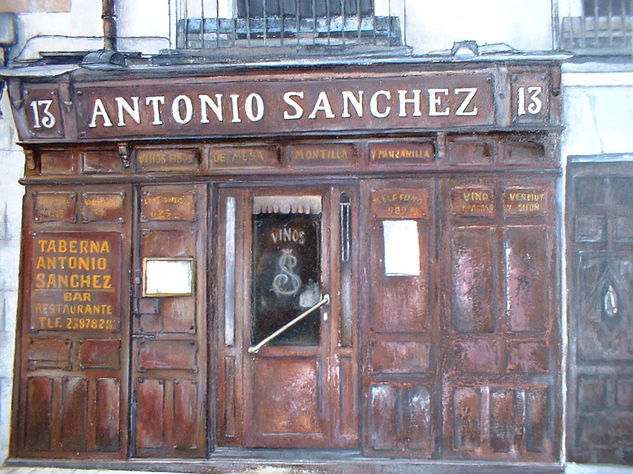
[248,294,330,354]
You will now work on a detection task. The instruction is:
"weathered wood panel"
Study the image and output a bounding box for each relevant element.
[131,183,207,457]
[16,184,131,459]
[442,177,558,461]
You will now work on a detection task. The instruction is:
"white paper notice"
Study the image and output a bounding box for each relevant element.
[382,220,421,276]
[144,259,193,296]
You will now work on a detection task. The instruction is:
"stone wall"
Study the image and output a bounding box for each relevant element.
[0,88,25,462]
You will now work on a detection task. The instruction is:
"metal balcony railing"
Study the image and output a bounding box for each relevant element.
[173,0,403,53]
[560,0,633,55]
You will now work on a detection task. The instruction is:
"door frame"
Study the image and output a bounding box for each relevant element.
[214,183,359,449]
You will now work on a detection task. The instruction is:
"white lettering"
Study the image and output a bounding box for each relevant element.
[370,90,391,118]
[30,99,56,129]
[245,93,265,122]
[82,84,490,130]
[527,86,543,114]
[230,94,241,123]
[88,99,113,128]
[308,91,335,119]
[283,91,304,120]
[428,89,449,116]
[39,100,56,128]
[115,96,141,126]
[199,94,224,123]
[517,86,543,116]
[455,88,478,116]
[341,90,364,118]
[171,95,193,124]
[397,89,422,117]
[30,100,41,129]
[145,96,165,125]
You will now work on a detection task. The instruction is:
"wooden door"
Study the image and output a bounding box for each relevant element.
[440,177,559,461]
[130,184,208,457]
[567,163,633,464]
[217,186,359,449]
[361,180,439,458]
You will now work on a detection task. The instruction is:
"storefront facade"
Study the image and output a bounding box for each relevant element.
[4,58,563,469]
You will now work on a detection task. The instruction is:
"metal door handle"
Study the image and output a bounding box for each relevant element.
[248,294,330,354]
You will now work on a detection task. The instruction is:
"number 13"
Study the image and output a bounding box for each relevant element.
[517,86,543,116]
[30,99,57,129]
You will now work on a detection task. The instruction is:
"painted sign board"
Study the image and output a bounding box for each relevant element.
[13,65,562,143]
[13,71,554,141]
[29,232,122,332]
[73,74,494,139]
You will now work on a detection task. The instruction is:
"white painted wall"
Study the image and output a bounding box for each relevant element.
[9,0,103,62]
[405,0,554,54]
[116,0,171,53]
[0,88,25,462]
[8,0,558,60]
[9,0,173,61]
[562,71,633,158]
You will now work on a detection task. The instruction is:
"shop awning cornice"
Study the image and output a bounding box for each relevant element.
[0,50,572,82]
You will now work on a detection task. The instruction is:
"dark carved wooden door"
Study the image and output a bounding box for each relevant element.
[217,186,359,449]
[568,163,633,464]
[130,184,208,457]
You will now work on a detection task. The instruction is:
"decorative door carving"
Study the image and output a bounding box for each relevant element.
[568,164,633,464]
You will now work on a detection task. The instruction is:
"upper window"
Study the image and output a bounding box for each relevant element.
[236,0,373,17]
[560,0,633,55]
[175,0,403,53]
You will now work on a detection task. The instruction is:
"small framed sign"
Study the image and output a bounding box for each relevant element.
[143,258,194,297]
[382,220,421,276]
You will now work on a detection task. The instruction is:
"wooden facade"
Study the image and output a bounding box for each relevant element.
[7,59,563,469]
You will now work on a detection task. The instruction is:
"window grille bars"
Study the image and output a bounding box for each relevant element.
[560,0,633,54]
[174,0,401,51]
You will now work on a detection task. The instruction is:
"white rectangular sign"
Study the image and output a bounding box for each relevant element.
[382,220,421,276]
[143,258,194,297]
